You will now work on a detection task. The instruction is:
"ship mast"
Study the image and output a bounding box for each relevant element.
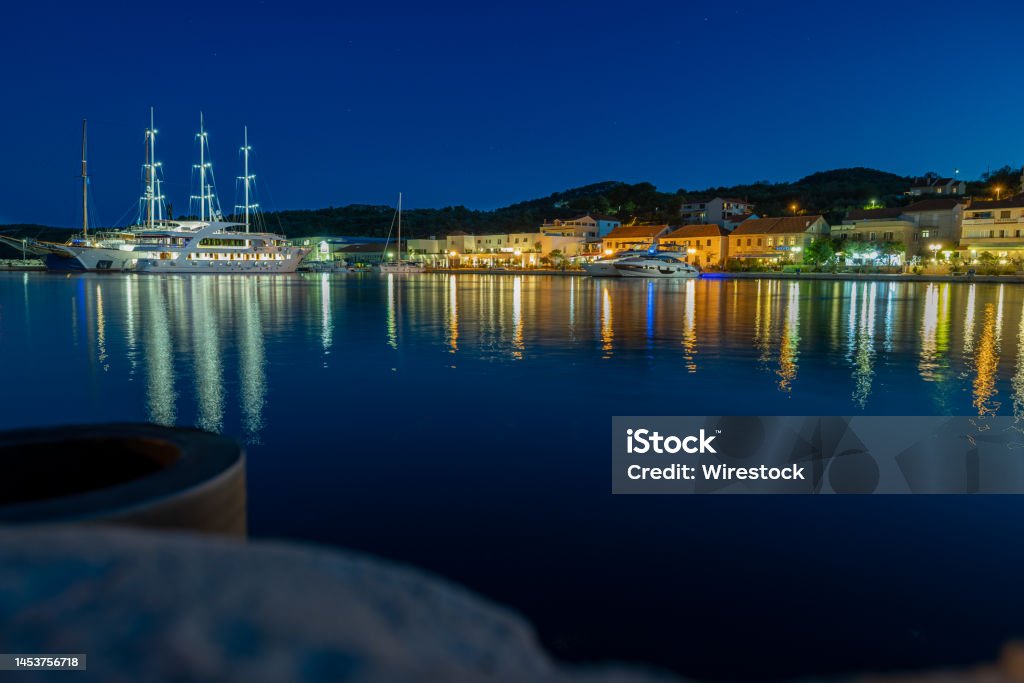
[81,118,88,237]
[240,126,252,233]
[397,192,402,261]
[145,107,157,229]
[198,112,207,221]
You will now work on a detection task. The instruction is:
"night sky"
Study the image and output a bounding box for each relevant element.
[2,0,1022,226]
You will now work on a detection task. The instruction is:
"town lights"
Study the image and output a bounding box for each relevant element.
[865,251,878,260]
[791,246,802,253]
[604,248,613,256]
[686,248,697,254]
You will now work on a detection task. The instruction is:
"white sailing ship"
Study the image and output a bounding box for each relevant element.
[33,111,308,273]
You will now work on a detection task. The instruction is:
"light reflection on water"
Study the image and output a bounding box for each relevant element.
[6,273,1024,441]
[8,271,1024,676]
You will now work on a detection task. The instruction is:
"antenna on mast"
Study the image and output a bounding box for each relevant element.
[81,118,88,237]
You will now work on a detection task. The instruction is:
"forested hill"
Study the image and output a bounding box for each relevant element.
[264,167,913,238]
[6,166,1016,244]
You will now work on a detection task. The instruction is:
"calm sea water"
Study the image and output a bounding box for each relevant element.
[2,272,1024,679]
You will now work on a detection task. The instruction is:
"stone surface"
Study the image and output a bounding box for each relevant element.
[1,526,1021,683]
[0,527,676,683]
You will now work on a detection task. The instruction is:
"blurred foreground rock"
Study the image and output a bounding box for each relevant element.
[1,527,1023,683]
[0,527,674,682]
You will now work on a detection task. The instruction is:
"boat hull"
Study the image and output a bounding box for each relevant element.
[43,246,143,272]
[378,264,425,274]
[582,262,620,277]
[135,251,307,274]
[614,264,700,279]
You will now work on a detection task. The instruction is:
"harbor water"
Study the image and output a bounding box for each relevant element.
[2,271,1023,679]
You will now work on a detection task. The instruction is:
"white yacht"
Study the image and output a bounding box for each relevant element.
[378,193,425,274]
[133,221,308,273]
[613,253,700,278]
[582,250,646,277]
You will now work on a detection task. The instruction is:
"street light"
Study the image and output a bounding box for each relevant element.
[996,185,1004,200]
[790,203,798,215]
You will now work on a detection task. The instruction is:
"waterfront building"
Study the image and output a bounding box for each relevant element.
[602,224,671,253]
[908,176,966,197]
[406,237,447,267]
[833,198,964,258]
[960,195,1024,258]
[728,216,829,262]
[290,235,390,263]
[679,197,755,227]
[903,198,964,248]
[661,224,730,268]
[445,231,478,254]
[441,229,587,267]
[540,214,621,238]
[833,207,918,258]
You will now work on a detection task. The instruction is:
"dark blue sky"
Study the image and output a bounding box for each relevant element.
[2,0,1022,226]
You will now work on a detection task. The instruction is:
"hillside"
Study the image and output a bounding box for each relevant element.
[263,167,915,239]
[4,167,1010,248]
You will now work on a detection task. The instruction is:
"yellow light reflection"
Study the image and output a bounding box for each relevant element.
[386,274,397,349]
[600,285,613,359]
[973,303,1000,417]
[321,273,333,364]
[512,275,523,360]
[446,274,459,353]
[851,283,877,408]
[681,279,697,372]
[95,284,108,371]
[777,282,800,393]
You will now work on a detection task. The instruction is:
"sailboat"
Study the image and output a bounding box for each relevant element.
[378,193,425,274]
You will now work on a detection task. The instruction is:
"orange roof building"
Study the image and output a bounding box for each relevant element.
[728,215,829,261]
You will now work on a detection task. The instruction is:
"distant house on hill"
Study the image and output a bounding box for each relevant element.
[679,197,755,227]
[661,224,730,268]
[602,224,671,253]
[728,215,829,263]
[908,176,966,197]
[723,213,757,231]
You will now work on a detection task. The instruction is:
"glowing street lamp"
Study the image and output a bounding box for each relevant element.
[790,203,798,215]
[929,243,941,261]
[996,185,1004,200]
